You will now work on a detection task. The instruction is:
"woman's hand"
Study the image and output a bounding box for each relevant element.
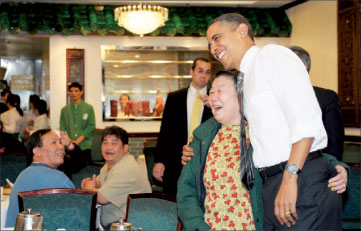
[328,165,348,194]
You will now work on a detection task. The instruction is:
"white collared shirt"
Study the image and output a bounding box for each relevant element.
[187,84,207,134]
[30,114,50,135]
[0,107,22,134]
[241,45,327,168]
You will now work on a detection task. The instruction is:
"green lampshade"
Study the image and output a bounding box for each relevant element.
[96,24,107,35]
[188,15,197,26]
[27,22,39,34]
[114,25,125,36]
[205,15,214,27]
[80,24,91,35]
[19,13,28,31]
[9,26,20,34]
[63,27,73,35]
[72,6,80,18]
[172,14,184,34]
[89,6,97,31]
[183,26,192,36]
[73,18,81,33]
[160,26,168,35]
[166,26,177,36]
[150,28,160,36]
[56,15,64,32]
[0,12,10,30]
[191,25,199,34]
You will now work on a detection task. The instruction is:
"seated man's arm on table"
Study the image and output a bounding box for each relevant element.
[82,174,109,204]
[82,169,144,208]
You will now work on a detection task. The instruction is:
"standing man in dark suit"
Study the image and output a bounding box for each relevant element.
[289,46,344,161]
[153,57,213,196]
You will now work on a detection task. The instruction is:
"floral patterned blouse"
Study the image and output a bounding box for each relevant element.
[203,123,255,230]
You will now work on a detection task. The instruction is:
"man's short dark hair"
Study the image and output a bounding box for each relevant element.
[68,82,83,91]
[102,126,129,145]
[34,99,48,115]
[209,13,254,41]
[29,94,40,104]
[192,57,210,70]
[1,89,11,97]
[288,46,311,73]
[26,129,52,155]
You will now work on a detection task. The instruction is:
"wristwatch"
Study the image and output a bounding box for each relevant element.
[285,163,301,175]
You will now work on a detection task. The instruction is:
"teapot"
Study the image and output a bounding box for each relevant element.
[15,208,43,231]
[110,219,134,231]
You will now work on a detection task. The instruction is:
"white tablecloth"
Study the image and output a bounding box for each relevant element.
[1,195,10,228]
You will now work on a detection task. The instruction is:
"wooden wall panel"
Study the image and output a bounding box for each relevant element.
[338,0,360,127]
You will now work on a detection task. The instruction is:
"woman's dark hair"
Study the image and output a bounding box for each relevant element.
[29,94,40,104]
[1,89,11,97]
[33,99,48,115]
[102,126,129,145]
[214,70,239,89]
[6,94,23,116]
[26,128,52,155]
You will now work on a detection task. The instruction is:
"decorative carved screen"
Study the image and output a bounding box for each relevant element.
[338,1,360,127]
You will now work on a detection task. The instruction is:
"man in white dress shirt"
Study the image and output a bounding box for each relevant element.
[206,13,344,229]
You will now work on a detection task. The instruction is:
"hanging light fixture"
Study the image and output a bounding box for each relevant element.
[114,4,168,36]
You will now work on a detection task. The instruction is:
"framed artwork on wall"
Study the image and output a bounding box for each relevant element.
[66,48,84,103]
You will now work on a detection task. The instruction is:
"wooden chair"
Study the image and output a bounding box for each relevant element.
[18,188,97,230]
[125,193,182,230]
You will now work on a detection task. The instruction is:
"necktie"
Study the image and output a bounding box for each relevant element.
[236,71,254,191]
[188,91,202,139]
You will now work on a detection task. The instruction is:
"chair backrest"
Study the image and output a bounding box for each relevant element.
[90,128,105,162]
[125,193,179,230]
[18,188,97,230]
[1,155,27,186]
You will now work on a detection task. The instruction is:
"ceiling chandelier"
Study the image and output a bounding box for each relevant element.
[114,4,168,36]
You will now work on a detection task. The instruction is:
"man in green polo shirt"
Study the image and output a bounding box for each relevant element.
[60,82,95,173]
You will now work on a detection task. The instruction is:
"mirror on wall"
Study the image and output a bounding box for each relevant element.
[101,45,223,121]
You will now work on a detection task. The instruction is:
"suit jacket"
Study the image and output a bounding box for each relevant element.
[313,86,344,161]
[155,87,213,195]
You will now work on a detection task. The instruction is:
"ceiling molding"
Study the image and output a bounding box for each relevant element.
[0,0,293,8]
[279,0,308,10]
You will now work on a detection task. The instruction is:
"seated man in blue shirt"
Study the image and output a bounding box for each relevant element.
[5,129,75,227]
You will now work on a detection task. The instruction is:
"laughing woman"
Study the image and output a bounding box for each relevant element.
[176,71,349,230]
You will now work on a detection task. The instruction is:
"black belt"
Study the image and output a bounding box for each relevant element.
[258,150,322,180]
